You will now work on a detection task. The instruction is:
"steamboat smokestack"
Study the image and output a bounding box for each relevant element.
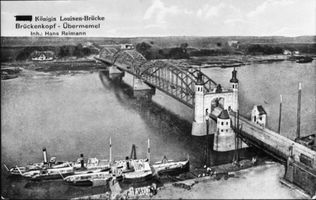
[42,147,48,164]
[80,153,84,168]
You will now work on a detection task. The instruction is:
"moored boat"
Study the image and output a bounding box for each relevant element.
[121,159,153,182]
[5,148,72,177]
[152,156,190,176]
[296,56,313,63]
[64,170,112,186]
[22,166,74,180]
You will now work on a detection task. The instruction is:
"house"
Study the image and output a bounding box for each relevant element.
[251,105,267,128]
[227,40,240,48]
[213,109,235,151]
[120,44,134,50]
[283,50,292,55]
[293,51,300,55]
[31,51,55,61]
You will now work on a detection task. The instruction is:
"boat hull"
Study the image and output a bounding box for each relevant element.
[122,172,153,183]
[155,160,190,176]
[66,180,93,186]
[29,172,74,181]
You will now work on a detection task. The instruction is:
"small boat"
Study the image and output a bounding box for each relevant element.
[5,148,73,177]
[22,166,74,180]
[64,170,112,186]
[296,56,313,63]
[152,156,190,176]
[120,159,153,182]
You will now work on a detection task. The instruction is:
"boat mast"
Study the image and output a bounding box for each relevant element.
[109,137,112,164]
[147,138,151,163]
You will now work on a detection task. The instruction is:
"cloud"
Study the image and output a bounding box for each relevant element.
[143,0,180,25]
[247,0,294,18]
[224,18,247,24]
[196,3,226,19]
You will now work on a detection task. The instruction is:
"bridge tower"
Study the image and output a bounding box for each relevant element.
[192,72,206,136]
[230,68,239,112]
[214,109,235,151]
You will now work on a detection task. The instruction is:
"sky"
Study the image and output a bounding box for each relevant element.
[1,0,315,37]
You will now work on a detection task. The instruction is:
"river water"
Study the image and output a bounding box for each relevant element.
[1,60,315,199]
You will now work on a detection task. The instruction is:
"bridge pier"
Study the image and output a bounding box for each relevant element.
[132,77,155,100]
[109,66,124,80]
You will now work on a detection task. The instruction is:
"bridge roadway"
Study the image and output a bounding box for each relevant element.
[95,53,316,170]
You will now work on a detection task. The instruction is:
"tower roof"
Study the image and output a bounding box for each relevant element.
[230,68,239,83]
[256,105,267,115]
[218,110,230,119]
[196,71,204,85]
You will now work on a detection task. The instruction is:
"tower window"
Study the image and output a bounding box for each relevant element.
[232,85,234,89]
[226,129,228,132]
[221,129,223,132]
[226,122,228,125]
[221,122,224,125]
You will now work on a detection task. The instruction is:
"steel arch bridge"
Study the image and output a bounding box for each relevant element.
[97,48,218,107]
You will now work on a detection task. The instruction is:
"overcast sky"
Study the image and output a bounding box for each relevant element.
[1,0,315,37]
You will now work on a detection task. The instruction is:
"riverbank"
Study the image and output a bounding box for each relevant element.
[1,57,104,80]
[153,162,308,199]
[185,54,292,68]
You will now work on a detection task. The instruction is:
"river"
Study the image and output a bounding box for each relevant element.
[1,60,315,199]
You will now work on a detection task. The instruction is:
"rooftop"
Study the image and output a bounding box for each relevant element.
[256,105,267,115]
[218,110,230,119]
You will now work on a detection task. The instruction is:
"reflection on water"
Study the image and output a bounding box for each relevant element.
[1,59,314,199]
[1,69,210,199]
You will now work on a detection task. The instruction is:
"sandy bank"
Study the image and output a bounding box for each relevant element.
[153,163,308,199]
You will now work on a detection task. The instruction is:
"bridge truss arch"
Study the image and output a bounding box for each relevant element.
[99,47,218,107]
[137,60,218,107]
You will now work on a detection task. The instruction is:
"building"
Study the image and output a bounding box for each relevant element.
[192,69,239,136]
[227,40,240,48]
[283,50,292,55]
[213,110,236,151]
[120,44,134,50]
[31,51,55,61]
[251,105,267,128]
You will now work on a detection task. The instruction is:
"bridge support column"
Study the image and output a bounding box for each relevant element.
[108,66,124,79]
[132,77,155,99]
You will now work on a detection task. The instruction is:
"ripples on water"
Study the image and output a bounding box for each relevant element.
[1,60,314,199]
[1,69,208,198]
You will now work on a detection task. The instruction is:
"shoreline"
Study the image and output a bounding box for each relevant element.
[1,54,314,80]
[152,162,308,199]
[70,161,310,199]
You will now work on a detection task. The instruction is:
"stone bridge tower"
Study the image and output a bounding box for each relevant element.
[192,69,239,137]
[230,68,239,112]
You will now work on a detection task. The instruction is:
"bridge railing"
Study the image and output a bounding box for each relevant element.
[229,112,316,168]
